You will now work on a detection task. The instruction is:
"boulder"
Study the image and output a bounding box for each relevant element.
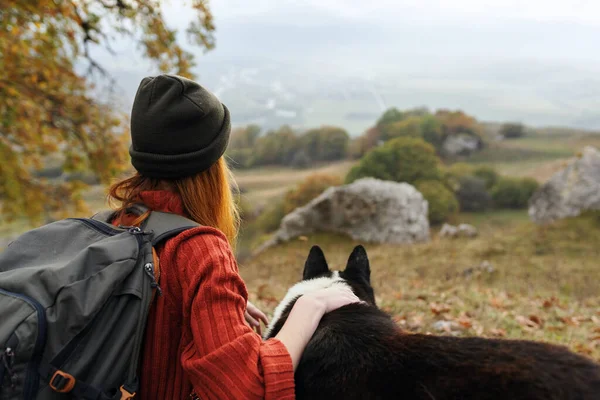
[529,146,600,224]
[439,223,459,238]
[439,223,478,238]
[442,134,481,156]
[254,178,429,254]
[457,223,478,238]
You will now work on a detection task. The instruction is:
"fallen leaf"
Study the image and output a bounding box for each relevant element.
[559,316,580,327]
[298,236,308,241]
[393,292,403,300]
[516,315,539,330]
[489,328,506,337]
[529,315,544,327]
[430,302,451,315]
[457,316,473,329]
[408,315,424,331]
[490,297,505,310]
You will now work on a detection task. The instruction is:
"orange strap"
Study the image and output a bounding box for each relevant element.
[120,385,136,399]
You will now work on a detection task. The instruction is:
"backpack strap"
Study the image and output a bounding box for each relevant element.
[91,204,200,245]
[141,210,200,246]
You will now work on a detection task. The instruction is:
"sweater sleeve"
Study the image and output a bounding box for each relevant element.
[172,228,295,400]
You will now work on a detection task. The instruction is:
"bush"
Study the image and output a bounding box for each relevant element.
[346,137,442,185]
[500,123,525,139]
[442,163,475,191]
[290,150,312,169]
[379,117,422,142]
[416,180,459,224]
[473,166,500,189]
[254,200,286,233]
[456,176,492,212]
[300,126,350,161]
[284,174,342,214]
[348,127,381,159]
[420,115,444,150]
[227,148,254,169]
[491,177,539,209]
[251,126,299,166]
[376,107,405,127]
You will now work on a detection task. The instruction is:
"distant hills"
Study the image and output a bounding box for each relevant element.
[99,9,600,135]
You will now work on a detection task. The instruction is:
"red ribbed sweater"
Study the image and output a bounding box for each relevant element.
[112,191,295,399]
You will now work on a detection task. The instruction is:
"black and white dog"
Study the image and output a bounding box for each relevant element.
[264,245,600,400]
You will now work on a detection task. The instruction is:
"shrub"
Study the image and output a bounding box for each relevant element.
[345,137,442,185]
[491,177,539,209]
[500,123,525,139]
[376,107,405,127]
[254,200,286,233]
[290,150,312,169]
[379,117,422,142]
[300,126,350,161]
[473,166,500,189]
[416,180,459,224]
[442,163,475,191]
[251,126,299,166]
[456,176,492,212]
[420,115,444,150]
[227,148,254,169]
[348,127,381,159]
[284,174,342,214]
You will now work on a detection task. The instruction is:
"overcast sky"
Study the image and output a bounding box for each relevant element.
[98,0,600,129]
[205,0,600,25]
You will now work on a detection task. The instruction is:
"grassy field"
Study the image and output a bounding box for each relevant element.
[241,210,600,363]
[1,126,599,364]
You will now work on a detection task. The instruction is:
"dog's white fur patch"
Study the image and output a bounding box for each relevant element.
[263,271,349,339]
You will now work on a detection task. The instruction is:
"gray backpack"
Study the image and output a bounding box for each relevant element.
[0,205,198,399]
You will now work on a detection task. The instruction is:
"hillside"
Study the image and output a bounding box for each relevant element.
[240,210,600,363]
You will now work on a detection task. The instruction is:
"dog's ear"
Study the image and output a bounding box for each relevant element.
[303,245,330,280]
[344,245,370,283]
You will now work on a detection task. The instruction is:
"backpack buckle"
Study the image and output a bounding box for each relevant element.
[120,385,136,399]
[49,370,76,393]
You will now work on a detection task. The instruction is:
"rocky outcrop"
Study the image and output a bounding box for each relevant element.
[254,178,429,254]
[529,146,600,224]
[442,135,481,156]
[439,223,478,238]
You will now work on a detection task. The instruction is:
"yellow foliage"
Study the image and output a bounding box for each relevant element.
[0,0,215,221]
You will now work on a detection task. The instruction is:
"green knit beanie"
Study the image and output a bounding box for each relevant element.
[129,74,231,179]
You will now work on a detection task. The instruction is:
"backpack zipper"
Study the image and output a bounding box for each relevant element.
[1,336,17,390]
[0,289,47,399]
[71,218,123,236]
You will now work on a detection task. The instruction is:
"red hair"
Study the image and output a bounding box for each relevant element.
[107,157,240,246]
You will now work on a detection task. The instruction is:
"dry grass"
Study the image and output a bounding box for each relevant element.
[234,161,355,208]
[240,211,600,363]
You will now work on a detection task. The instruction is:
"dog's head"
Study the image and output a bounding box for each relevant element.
[263,245,376,339]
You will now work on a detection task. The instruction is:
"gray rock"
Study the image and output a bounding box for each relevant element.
[442,135,481,156]
[457,223,478,238]
[254,178,429,254]
[432,320,461,333]
[529,146,600,224]
[439,223,459,238]
[439,223,478,238]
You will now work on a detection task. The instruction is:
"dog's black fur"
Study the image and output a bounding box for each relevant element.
[264,245,600,400]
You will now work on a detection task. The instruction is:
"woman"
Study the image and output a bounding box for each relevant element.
[107,74,360,399]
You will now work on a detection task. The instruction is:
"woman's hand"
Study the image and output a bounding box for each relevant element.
[275,285,362,371]
[245,300,269,335]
